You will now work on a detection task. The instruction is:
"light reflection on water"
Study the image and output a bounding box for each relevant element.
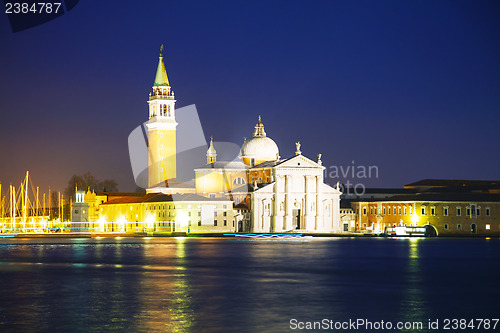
[0,237,499,332]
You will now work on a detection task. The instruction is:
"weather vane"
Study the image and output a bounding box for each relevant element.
[160,44,164,56]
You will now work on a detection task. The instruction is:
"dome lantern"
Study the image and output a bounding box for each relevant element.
[240,116,279,166]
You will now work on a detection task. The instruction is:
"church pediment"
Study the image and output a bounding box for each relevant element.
[276,155,323,169]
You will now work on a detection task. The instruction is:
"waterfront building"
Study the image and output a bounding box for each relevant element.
[351,179,500,235]
[339,205,356,232]
[73,46,342,234]
[195,118,342,233]
[98,193,235,233]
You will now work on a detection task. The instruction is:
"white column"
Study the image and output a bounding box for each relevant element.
[315,176,324,231]
[272,176,284,232]
[284,175,293,230]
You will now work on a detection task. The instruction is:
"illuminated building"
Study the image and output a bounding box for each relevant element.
[147,45,178,188]
[195,119,342,233]
[98,193,235,233]
[351,179,500,235]
[71,46,342,234]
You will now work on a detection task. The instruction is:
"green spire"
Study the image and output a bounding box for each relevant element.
[154,44,170,86]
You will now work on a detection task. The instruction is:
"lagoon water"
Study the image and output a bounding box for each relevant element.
[0,237,499,332]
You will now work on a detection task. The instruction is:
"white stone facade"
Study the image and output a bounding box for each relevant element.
[250,155,341,233]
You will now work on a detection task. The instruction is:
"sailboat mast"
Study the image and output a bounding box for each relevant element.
[43,193,46,221]
[36,186,39,225]
[48,187,51,220]
[23,171,28,231]
[58,192,61,221]
[12,184,16,228]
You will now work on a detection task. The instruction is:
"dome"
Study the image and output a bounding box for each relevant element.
[241,137,279,160]
[240,117,279,165]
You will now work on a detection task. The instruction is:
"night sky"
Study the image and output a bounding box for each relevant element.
[0,1,499,196]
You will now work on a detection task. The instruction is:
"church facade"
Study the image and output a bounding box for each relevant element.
[73,47,342,234]
[195,119,342,233]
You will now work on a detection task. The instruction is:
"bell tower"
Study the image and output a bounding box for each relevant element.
[147,45,177,188]
[206,137,217,164]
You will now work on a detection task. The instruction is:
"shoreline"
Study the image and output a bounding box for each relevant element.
[1,232,499,239]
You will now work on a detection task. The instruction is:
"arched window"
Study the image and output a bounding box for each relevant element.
[233,177,246,185]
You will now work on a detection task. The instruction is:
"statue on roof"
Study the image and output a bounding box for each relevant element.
[295,141,301,155]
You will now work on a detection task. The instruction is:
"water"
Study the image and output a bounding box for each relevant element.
[0,237,499,332]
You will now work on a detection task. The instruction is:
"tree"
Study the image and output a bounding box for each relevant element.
[65,172,118,199]
[97,179,118,193]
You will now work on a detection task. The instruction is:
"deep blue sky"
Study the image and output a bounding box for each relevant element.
[0,0,499,195]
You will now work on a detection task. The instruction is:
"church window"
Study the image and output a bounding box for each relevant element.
[214,220,217,226]
[233,177,245,185]
[362,207,367,215]
[486,207,490,216]
[224,220,227,226]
